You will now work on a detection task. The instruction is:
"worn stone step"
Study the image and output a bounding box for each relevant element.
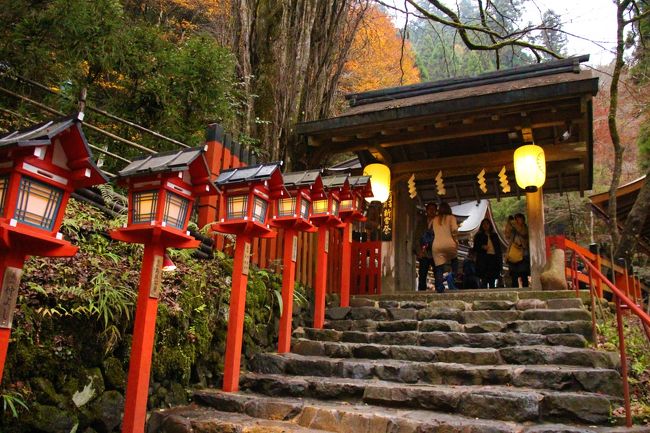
[239,372,619,425]
[251,352,623,396]
[355,289,591,303]
[291,339,619,368]
[148,405,330,432]
[192,389,647,433]
[296,327,588,348]
[325,318,594,340]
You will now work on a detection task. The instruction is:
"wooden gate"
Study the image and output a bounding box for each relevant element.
[350,241,382,295]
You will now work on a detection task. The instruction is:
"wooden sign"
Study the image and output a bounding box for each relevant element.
[0,267,22,329]
[149,255,163,299]
[292,235,298,262]
[242,242,251,275]
[325,231,330,253]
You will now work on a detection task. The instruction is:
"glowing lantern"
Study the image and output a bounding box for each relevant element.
[514,144,546,192]
[0,113,108,382]
[111,147,218,433]
[213,162,283,238]
[363,163,390,203]
[211,163,284,393]
[269,170,322,353]
[339,175,373,221]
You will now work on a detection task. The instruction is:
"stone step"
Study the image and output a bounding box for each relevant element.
[148,405,330,432]
[354,289,591,303]
[192,389,649,433]
[326,306,591,323]
[359,298,583,311]
[251,352,623,396]
[325,318,594,340]
[296,327,588,348]
[291,339,619,369]
[239,372,620,425]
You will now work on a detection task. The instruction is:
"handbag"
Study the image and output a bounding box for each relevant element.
[506,242,524,263]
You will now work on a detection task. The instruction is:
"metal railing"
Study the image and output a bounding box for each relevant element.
[547,235,650,427]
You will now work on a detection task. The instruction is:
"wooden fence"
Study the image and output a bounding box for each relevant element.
[196,124,381,294]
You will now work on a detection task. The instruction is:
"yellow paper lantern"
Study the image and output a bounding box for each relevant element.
[513,144,546,192]
[363,163,390,203]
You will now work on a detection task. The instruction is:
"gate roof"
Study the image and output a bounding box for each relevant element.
[297,55,598,203]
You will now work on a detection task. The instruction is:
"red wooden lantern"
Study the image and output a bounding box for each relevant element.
[211,163,284,392]
[269,170,323,353]
[110,147,217,433]
[0,114,108,381]
[309,174,349,329]
[338,176,373,307]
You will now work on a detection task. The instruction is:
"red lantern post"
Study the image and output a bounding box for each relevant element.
[110,147,217,433]
[309,175,348,329]
[211,163,284,392]
[338,176,373,307]
[0,114,107,381]
[270,170,323,353]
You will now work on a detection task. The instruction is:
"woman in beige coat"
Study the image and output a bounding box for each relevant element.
[431,202,458,292]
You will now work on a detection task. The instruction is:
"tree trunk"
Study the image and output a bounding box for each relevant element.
[606,0,629,247]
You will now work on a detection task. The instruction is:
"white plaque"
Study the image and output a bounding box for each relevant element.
[242,242,251,275]
[0,267,22,329]
[325,231,330,253]
[291,235,298,262]
[149,255,163,299]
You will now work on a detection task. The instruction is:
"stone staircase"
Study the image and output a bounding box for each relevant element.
[149,289,650,433]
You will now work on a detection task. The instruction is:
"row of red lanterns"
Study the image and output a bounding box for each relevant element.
[0,115,382,433]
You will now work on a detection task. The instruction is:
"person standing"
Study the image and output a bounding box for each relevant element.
[473,218,502,288]
[505,213,530,287]
[415,203,437,291]
[431,202,458,293]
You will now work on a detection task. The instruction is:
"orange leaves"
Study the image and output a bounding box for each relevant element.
[340,6,420,95]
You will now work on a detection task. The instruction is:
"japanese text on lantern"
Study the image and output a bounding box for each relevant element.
[0,268,23,328]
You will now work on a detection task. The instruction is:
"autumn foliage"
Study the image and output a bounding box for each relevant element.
[340,6,420,95]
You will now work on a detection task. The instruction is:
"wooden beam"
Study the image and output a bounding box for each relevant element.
[370,146,393,164]
[391,142,587,176]
[323,108,585,153]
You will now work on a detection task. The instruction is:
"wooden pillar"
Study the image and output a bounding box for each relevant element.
[313,226,329,329]
[278,230,297,353]
[0,251,25,382]
[197,124,225,228]
[526,188,546,290]
[222,235,252,392]
[122,242,165,433]
[340,223,352,307]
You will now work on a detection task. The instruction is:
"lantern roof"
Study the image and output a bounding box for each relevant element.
[118,146,217,195]
[321,174,350,190]
[0,113,108,187]
[347,175,373,197]
[281,169,323,188]
[215,162,283,186]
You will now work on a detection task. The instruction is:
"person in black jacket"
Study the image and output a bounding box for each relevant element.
[473,218,502,288]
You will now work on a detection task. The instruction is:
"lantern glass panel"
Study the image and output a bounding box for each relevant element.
[332,199,339,216]
[340,199,353,211]
[252,196,267,224]
[0,175,8,216]
[278,197,296,217]
[132,190,159,224]
[163,191,190,229]
[312,199,328,215]
[300,199,310,220]
[14,176,63,231]
[227,195,248,220]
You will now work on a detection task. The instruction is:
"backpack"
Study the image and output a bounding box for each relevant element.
[420,229,434,249]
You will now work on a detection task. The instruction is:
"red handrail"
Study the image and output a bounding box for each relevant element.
[572,249,650,427]
[574,250,650,328]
